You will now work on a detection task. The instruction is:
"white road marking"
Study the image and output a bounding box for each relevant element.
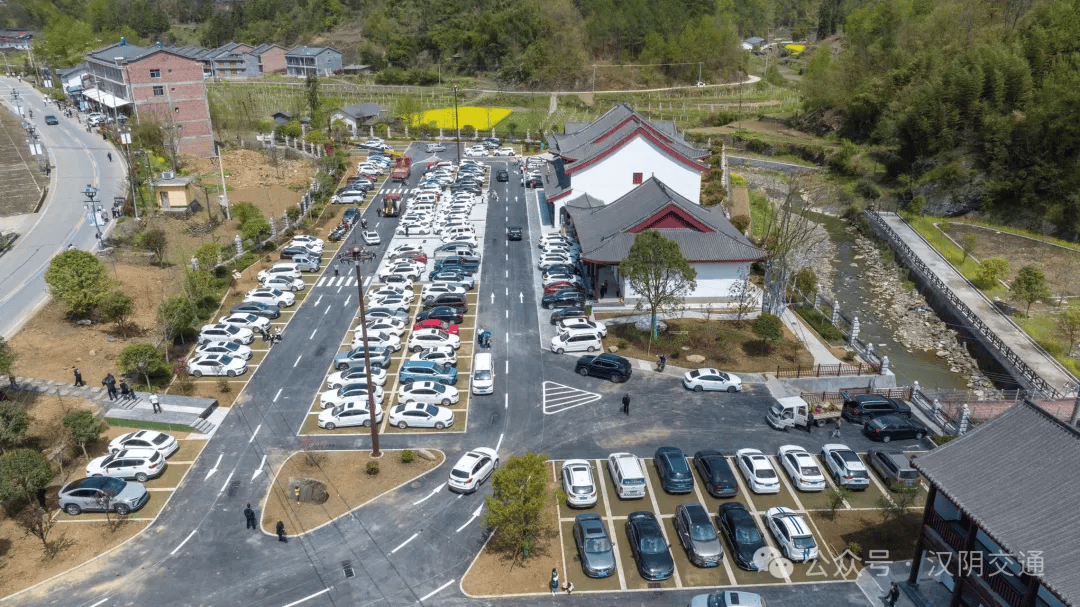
[504,287,508,296]
[281,588,331,607]
[273,388,282,402]
[391,532,418,554]
[504,332,508,342]
[316,277,326,287]
[495,432,504,452]
[505,270,508,277]
[170,529,197,555]
[88,599,109,607]
[324,306,331,315]
[344,295,351,307]
[418,580,454,603]
[542,382,603,414]
[505,310,508,319]
[293,354,303,367]
[249,424,261,443]
[252,454,266,481]
[489,292,495,304]
[310,328,317,339]
[455,504,484,533]
[219,471,234,494]
[204,454,222,480]
[519,292,523,303]
[504,393,508,409]
[315,295,323,306]
[412,482,446,505]
[363,276,372,288]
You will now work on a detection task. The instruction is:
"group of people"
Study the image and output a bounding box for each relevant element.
[73,368,160,412]
[261,327,283,345]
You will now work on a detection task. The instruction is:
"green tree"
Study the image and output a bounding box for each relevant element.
[395,95,422,131]
[193,242,223,271]
[0,405,29,453]
[138,228,168,266]
[752,313,783,351]
[975,258,1010,289]
[62,410,106,461]
[619,230,697,339]
[97,291,134,333]
[483,452,559,562]
[960,233,979,264]
[305,72,321,124]
[0,336,15,387]
[1011,265,1052,315]
[0,448,53,505]
[1059,306,1080,356]
[159,296,199,341]
[117,343,170,387]
[44,250,113,317]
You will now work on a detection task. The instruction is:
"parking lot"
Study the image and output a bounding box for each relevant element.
[548,448,927,593]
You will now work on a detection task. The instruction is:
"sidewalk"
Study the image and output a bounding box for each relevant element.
[855,559,952,607]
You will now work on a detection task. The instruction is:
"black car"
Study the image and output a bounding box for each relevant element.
[862,414,929,442]
[415,306,464,325]
[44,115,59,125]
[342,208,360,224]
[230,301,281,319]
[423,292,468,312]
[280,246,319,260]
[718,502,766,571]
[481,137,501,149]
[626,511,675,581]
[550,307,589,325]
[841,392,912,422]
[328,226,347,241]
[430,269,474,284]
[541,289,586,309]
[575,353,632,383]
[507,226,523,241]
[655,446,693,493]
[496,169,509,182]
[693,450,739,498]
[542,264,579,277]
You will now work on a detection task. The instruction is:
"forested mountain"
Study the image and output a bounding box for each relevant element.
[800,0,1080,237]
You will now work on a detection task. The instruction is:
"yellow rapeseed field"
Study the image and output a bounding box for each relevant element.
[413,106,512,130]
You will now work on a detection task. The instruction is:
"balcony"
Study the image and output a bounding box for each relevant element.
[926,510,967,553]
[979,571,1026,607]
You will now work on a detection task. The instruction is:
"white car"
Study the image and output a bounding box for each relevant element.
[261,275,306,292]
[326,366,388,389]
[399,380,459,406]
[409,346,457,366]
[538,256,574,270]
[378,265,422,282]
[408,328,461,352]
[735,448,781,494]
[550,330,602,354]
[443,233,478,248]
[448,447,499,493]
[257,265,302,283]
[359,317,408,337]
[421,283,467,302]
[379,275,415,290]
[362,230,381,246]
[557,318,607,337]
[188,353,248,377]
[765,507,819,562]
[390,244,425,258]
[245,288,295,308]
[318,402,384,430]
[494,147,515,156]
[320,384,385,408]
[332,191,366,204]
[539,233,573,247]
[369,286,413,303]
[194,340,252,360]
[198,324,254,345]
[217,313,271,333]
[683,368,743,393]
[289,238,323,254]
[543,273,583,288]
[777,445,827,492]
[85,448,165,482]
[397,224,433,236]
[560,459,597,508]
[352,330,402,353]
[463,147,488,157]
[821,444,871,491]
[108,430,178,458]
[369,293,413,311]
[389,402,455,429]
[291,234,324,248]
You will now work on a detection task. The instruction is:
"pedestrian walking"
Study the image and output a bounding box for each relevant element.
[549,568,559,596]
[276,521,287,542]
[107,152,112,162]
[806,410,815,433]
[622,393,630,415]
[73,367,85,387]
[886,582,901,607]
[103,374,117,401]
[274,329,283,345]
[149,394,161,414]
[294,486,301,503]
[599,283,607,299]
[831,418,842,438]
[244,504,257,530]
[564,581,574,595]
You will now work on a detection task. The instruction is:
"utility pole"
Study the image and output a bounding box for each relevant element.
[217,144,230,219]
[592,65,596,93]
[120,127,138,219]
[353,248,381,456]
[453,85,461,165]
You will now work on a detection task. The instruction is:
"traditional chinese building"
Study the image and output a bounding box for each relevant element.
[910,400,1076,607]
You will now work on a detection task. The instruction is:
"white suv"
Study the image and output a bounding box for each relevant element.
[85,449,165,482]
[765,507,819,562]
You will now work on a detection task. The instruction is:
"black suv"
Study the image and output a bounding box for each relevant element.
[415,306,464,325]
[541,289,586,309]
[550,307,588,325]
[841,392,912,422]
[496,169,509,182]
[575,353,632,383]
[280,246,320,260]
[507,226,523,241]
[423,292,468,312]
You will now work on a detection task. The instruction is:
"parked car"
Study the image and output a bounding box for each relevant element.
[319,383,385,408]
[693,450,739,498]
[108,430,178,457]
[318,402,383,429]
[777,445,827,491]
[689,591,766,607]
[188,353,248,377]
[85,448,165,482]
[543,281,585,295]
[766,507,819,562]
[683,368,743,393]
[821,443,871,491]
[421,283,467,304]
[399,360,458,385]
[654,446,694,493]
[408,328,461,352]
[574,353,632,382]
[361,317,408,337]
[399,381,459,406]
[364,307,410,323]
[415,306,464,325]
[218,312,271,333]
[194,340,252,361]
[867,449,922,490]
[448,447,499,493]
[573,513,616,578]
[626,511,675,581]
[281,245,321,260]
[58,476,149,515]
[261,275,306,292]
[561,460,598,508]
[718,502,766,571]
[244,288,295,308]
[841,392,912,422]
[257,264,301,283]
[230,301,281,319]
[550,330,602,354]
[351,330,402,353]
[409,347,458,367]
[674,501,724,567]
[550,307,589,325]
[735,448,781,494]
[290,255,320,272]
[388,402,455,429]
[412,318,460,334]
[557,318,606,337]
[494,147,515,157]
[541,289,586,309]
[326,366,388,389]
[334,345,392,370]
[198,324,253,345]
[862,414,929,442]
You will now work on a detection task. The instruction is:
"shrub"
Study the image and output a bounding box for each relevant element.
[730,174,747,187]
[904,195,926,215]
[846,541,862,558]
[401,450,415,464]
[217,378,231,393]
[366,461,380,475]
[731,215,751,233]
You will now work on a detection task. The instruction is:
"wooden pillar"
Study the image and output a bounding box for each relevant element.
[908,485,937,586]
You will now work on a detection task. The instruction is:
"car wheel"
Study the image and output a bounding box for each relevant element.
[693,385,703,393]
[135,473,149,483]
[441,398,451,406]
[412,346,422,352]
[227,370,237,377]
[542,303,550,309]
[882,435,891,442]
[115,504,131,516]
[439,379,450,385]
[435,422,445,429]
[727,386,737,393]
[91,473,102,477]
[555,347,565,355]
[363,420,372,428]
[587,346,596,352]
[916,431,926,440]
[577,367,590,377]
[64,504,81,515]
[337,363,349,371]
[192,370,202,378]
[616,374,627,383]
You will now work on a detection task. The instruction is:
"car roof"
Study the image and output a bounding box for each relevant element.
[768,507,812,535]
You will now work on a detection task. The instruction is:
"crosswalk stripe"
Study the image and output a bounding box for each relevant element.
[316,277,326,287]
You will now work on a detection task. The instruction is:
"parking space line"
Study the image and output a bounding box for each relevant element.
[772,456,808,512]
[552,460,570,592]
[641,467,682,587]
[691,480,737,586]
[813,455,852,509]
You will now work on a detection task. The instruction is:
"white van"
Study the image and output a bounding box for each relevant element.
[443,226,477,240]
[550,331,602,354]
[607,453,647,499]
[414,192,438,205]
[257,263,301,283]
[472,352,494,395]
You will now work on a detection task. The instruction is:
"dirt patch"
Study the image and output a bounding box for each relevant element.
[604,318,814,372]
[261,450,444,533]
[940,222,1080,298]
[809,511,921,566]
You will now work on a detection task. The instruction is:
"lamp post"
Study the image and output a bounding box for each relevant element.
[10,88,22,117]
[453,85,461,165]
[119,126,139,219]
[84,184,102,240]
[351,245,381,457]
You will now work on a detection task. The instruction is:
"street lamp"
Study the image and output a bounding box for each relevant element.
[83,184,102,240]
[10,88,21,117]
[119,126,139,219]
[351,245,381,457]
[453,85,461,165]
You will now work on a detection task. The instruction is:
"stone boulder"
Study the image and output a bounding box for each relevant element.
[289,478,329,505]
[633,319,667,333]
[417,448,438,461]
[685,354,706,364]
[608,346,619,353]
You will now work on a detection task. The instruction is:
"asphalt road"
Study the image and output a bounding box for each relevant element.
[2,145,897,607]
[0,76,126,339]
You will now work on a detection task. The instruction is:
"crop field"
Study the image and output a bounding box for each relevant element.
[413,106,512,129]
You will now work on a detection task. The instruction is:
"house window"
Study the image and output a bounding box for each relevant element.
[152,85,164,96]
[632,172,643,185]
[150,69,161,78]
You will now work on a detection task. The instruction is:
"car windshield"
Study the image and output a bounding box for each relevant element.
[332,405,345,415]
[571,484,592,495]
[735,526,762,544]
[585,538,611,553]
[424,404,439,416]
[218,355,234,365]
[639,536,666,554]
[691,524,717,542]
[101,477,125,494]
[793,536,817,550]
[451,469,470,479]
[475,370,492,380]
[801,466,821,476]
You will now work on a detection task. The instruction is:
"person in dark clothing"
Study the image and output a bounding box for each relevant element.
[622,393,630,415]
[73,367,85,387]
[107,152,112,162]
[119,380,132,400]
[276,521,287,542]
[599,284,607,299]
[103,374,117,401]
[244,504,257,530]
[886,583,901,607]
[806,410,815,433]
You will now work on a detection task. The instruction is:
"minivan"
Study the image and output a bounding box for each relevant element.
[291,255,320,272]
[550,331,602,354]
[414,192,438,205]
[472,352,495,395]
[607,452,647,499]
[442,225,477,240]
[841,393,912,422]
[868,449,921,490]
[434,243,475,261]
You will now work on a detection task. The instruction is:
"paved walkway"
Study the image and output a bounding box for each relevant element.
[877,212,1075,396]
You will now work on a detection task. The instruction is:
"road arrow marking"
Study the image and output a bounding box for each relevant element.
[542,382,603,415]
[252,454,266,481]
[519,292,524,303]
[490,292,495,304]
[456,504,484,533]
[412,482,446,505]
[204,453,222,480]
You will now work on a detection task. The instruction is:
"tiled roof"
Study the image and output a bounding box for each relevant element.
[286,46,340,57]
[546,103,706,164]
[541,157,572,200]
[167,46,214,60]
[913,401,1080,606]
[564,177,763,264]
[88,42,156,63]
[336,103,386,120]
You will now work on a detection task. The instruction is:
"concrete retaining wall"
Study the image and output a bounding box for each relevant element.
[777,369,896,394]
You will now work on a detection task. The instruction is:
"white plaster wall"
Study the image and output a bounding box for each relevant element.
[621,261,751,301]
[571,135,702,204]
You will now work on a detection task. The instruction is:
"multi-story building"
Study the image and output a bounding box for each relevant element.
[251,43,287,74]
[285,46,342,77]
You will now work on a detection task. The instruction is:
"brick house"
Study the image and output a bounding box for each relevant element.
[251,43,287,74]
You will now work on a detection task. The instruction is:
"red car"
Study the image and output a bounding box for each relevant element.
[543,281,585,295]
[412,319,460,334]
[400,253,428,264]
